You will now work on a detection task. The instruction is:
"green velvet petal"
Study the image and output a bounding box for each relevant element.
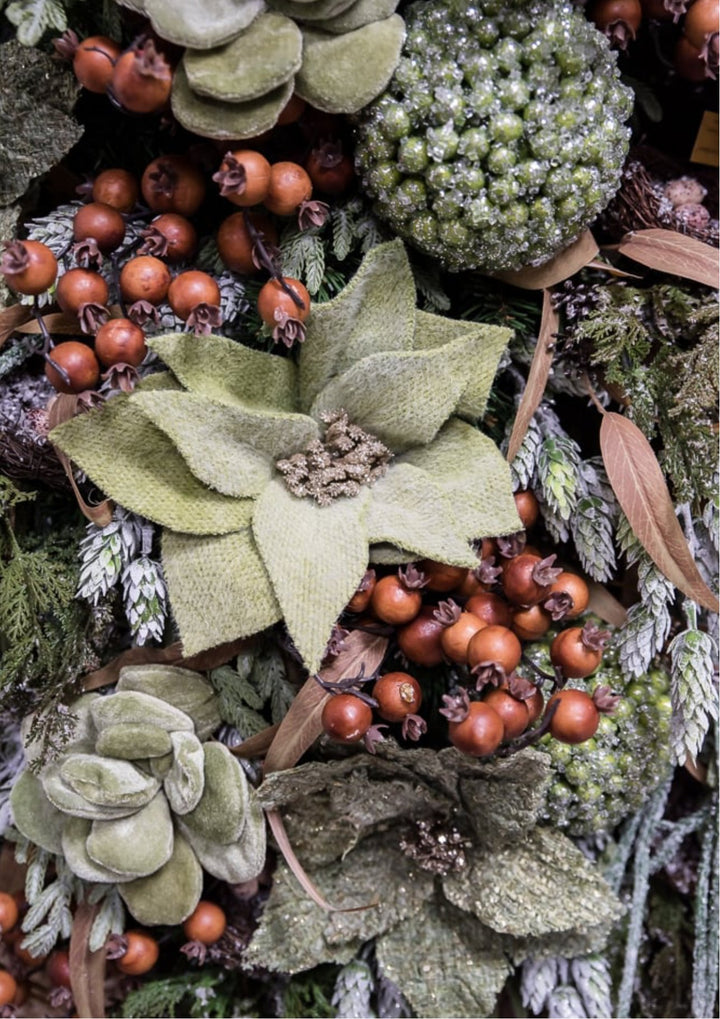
[253,479,370,673]
[86,792,174,878]
[310,338,480,453]
[150,753,174,780]
[366,463,478,566]
[180,742,251,844]
[294,16,405,113]
[10,770,65,854]
[171,62,294,140]
[58,753,161,809]
[119,831,203,926]
[50,393,252,536]
[184,13,302,103]
[132,390,318,498]
[95,723,173,760]
[161,526,281,657]
[163,731,205,815]
[398,419,523,541]
[91,690,195,734]
[116,665,222,741]
[61,816,133,883]
[270,0,358,21]
[313,0,400,33]
[298,240,415,414]
[41,761,151,820]
[144,0,264,48]
[414,311,511,421]
[149,333,298,413]
[178,793,266,882]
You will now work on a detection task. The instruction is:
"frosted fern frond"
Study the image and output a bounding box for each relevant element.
[537,435,580,522]
[615,603,669,678]
[331,960,376,1019]
[5,0,66,47]
[331,202,355,261]
[76,509,143,605]
[279,226,326,295]
[411,261,451,312]
[122,555,167,645]
[509,415,543,490]
[20,853,81,957]
[87,885,125,952]
[548,985,587,1018]
[570,955,613,1018]
[571,495,616,583]
[669,622,719,765]
[521,956,559,1015]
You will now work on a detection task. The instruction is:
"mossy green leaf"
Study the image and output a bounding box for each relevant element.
[181,742,251,843]
[149,333,298,412]
[298,240,415,413]
[366,463,477,566]
[312,0,400,33]
[119,831,203,926]
[252,479,370,673]
[183,13,302,102]
[144,0,264,48]
[50,393,252,535]
[10,770,65,854]
[398,419,522,541]
[294,16,405,113]
[116,665,222,741]
[161,527,281,657]
[171,62,294,140]
[61,816,134,883]
[86,792,174,877]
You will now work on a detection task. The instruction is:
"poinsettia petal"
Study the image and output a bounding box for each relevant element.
[309,336,480,452]
[252,479,370,672]
[50,393,252,535]
[162,527,281,656]
[132,390,319,498]
[150,332,299,412]
[366,463,478,566]
[414,310,511,420]
[398,419,522,540]
[298,239,416,414]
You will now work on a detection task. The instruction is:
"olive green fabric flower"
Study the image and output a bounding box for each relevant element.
[51,240,521,672]
[10,665,266,926]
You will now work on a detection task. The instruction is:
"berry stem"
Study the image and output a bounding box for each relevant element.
[242,210,306,312]
[496,698,559,757]
[34,296,72,387]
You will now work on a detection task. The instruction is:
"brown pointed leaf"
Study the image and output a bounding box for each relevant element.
[81,636,253,691]
[506,289,557,464]
[493,230,599,289]
[69,899,106,1019]
[617,229,719,288]
[16,311,83,336]
[0,303,31,347]
[263,629,389,774]
[586,582,629,627]
[599,412,719,612]
[231,724,280,759]
[47,395,114,527]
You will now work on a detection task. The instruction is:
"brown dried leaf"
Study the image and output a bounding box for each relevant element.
[506,289,557,463]
[493,230,599,289]
[263,629,389,775]
[82,636,252,691]
[599,412,719,612]
[0,302,31,347]
[232,724,280,759]
[617,229,719,288]
[586,582,629,627]
[47,394,114,526]
[69,900,106,1019]
[15,311,82,336]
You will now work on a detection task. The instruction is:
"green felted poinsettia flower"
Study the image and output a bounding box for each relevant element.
[51,240,521,672]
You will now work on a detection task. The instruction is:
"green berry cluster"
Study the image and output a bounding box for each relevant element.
[354,0,634,272]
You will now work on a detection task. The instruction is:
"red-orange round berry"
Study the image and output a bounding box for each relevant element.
[483,688,530,740]
[56,268,109,314]
[547,689,600,744]
[1,240,57,295]
[370,574,422,626]
[263,162,312,216]
[448,701,504,757]
[73,202,126,253]
[418,560,468,593]
[73,36,120,93]
[167,271,221,321]
[120,255,171,305]
[45,342,100,393]
[115,931,159,976]
[183,901,227,945]
[550,627,604,679]
[372,672,422,723]
[94,318,147,368]
[321,694,373,743]
[257,277,311,327]
[466,625,522,675]
[146,213,197,264]
[92,168,139,212]
[440,611,487,665]
[141,156,206,217]
[464,592,512,628]
[397,605,445,666]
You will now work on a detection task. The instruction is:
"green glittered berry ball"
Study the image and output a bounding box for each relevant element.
[354,0,634,272]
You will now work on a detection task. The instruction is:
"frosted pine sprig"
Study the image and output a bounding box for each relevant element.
[122,555,167,645]
[669,614,718,765]
[76,510,143,605]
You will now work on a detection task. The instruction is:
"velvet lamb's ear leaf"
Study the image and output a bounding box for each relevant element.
[171,63,295,140]
[298,239,416,413]
[397,419,522,542]
[50,392,253,536]
[183,12,303,103]
[315,0,400,33]
[161,527,282,658]
[178,792,267,883]
[144,0,264,47]
[294,16,405,113]
[85,792,174,877]
[94,723,173,760]
[271,0,358,22]
[119,831,204,926]
[59,754,162,809]
[181,742,251,843]
[90,691,195,734]
[62,816,135,883]
[10,770,65,854]
[115,665,222,740]
[252,479,371,673]
[163,731,206,815]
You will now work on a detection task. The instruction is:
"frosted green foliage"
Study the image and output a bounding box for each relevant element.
[668,609,718,765]
[536,435,580,544]
[332,959,376,1018]
[77,509,143,606]
[4,0,66,44]
[692,806,719,1019]
[355,0,632,271]
[570,458,617,583]
[122,555,168,645]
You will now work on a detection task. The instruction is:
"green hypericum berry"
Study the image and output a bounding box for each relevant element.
[354,0,632,272]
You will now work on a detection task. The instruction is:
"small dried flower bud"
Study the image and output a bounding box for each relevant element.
[325,625,349,657]
[398,563,428,590]
[187,302,223,336]
[271,308,306,348]
[531,554,562,587]
[471,660,507,690]
[433,598,462,626]
[1,240,30,275]
[180,940,208,965]
[128,299,160,327]
[581,623,611,651]
[78,301,109,335]
[138,224,170,257]
[105,934,128,960]
[52,29,79,60]
[496,531,526,558]
[101,363,140,393]
[505,673,539,702]
[402,713,427,741]
[543,590,574,621]
[592,685,621,714]
[474,557,502,585]
[363,723,388,754]
[212,153,248,198]
[298,199,330,231]
[439,688,470,723]
[73,238,103,268]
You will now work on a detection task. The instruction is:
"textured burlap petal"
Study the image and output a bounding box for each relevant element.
[294,16,405,113]
[150,333,298,412]
[252,479,370,673]
[183,13,302,102]
[397,419,522,541]
[177,792,266,882]
[413,311,511,421]
[10,770,65,854]
[312,0,400,33]
[161,527,281,657]
[270,0,358,21]
[366,463,478,566]
[309,336,481,452]
[116,666,222,741]
[180,742,251,844]
[50,393,252,535]
[171,63,294,140]
[95,723,173,760]
[91,690,194,734]
[163,730,205,815]
[86,792,174,878]
[298,240,415,413]
[61,816,135,883]
[132,390,318,498]
[119,831,203,926]
[144,0,264,48]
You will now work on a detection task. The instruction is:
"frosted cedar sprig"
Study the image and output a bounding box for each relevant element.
[76,508,144,605]
[121,554,167,645]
